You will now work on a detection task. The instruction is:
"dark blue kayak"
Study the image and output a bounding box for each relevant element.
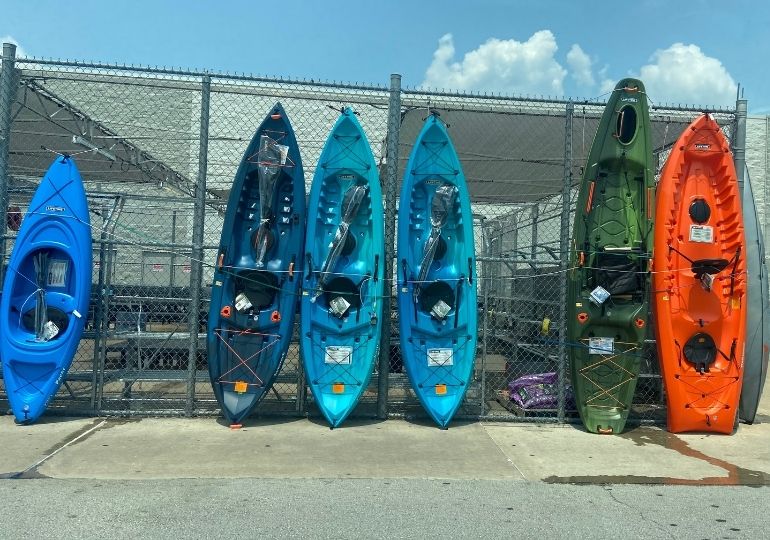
[300,108,384,428]
[397,113,477,428]
[739,168,769,424]
[0,156,92,424]
[207,103,306,426]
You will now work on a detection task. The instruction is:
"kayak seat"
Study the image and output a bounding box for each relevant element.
[593,251,641,295]
[236,270,278,310]
[419,280,455,318]
[323,276,362,314]
[691,258,729,278]
[21,306,69,338]
[683,332,718,373]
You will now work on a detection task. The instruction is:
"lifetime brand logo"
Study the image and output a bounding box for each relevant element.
[620,97,638,102]
[694,144,711,150]
[46,205,66,212]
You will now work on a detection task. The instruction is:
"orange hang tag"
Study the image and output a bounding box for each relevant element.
[332,383,345,394]
[435,384,447,396]
[234,381,248,394]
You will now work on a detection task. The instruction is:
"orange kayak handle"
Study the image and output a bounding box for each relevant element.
[585,181,595,214]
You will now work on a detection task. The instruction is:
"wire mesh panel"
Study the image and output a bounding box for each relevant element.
[0,54,743,425]
[199,77,391,419]
[3,62,204,416]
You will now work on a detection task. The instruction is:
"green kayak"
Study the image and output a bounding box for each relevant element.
[567,78,654,434]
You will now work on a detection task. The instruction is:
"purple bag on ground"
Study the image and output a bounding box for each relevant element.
[507,372,574,410]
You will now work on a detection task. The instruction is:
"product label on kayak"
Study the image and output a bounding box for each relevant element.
[689,225,714,243]
[324,346,352,365]
[588,337,614,355]
[47,259,69,287]
[278,144,289,165]
[427,348,454,367]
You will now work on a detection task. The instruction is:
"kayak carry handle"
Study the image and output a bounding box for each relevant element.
[288,255,296,281]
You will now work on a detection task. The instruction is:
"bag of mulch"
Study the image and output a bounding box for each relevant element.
[508,372,574,410]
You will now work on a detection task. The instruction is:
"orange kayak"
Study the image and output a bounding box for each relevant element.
[653,114,746,434]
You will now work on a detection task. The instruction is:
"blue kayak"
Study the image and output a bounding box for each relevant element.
[397,113,477,428]
[0,156,92,424]
[207,103,306,426]
[300,108,384,428]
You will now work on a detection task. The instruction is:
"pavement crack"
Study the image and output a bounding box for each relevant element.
[480,423,527,481]
[602,486,674,539]
[11,419,109,479]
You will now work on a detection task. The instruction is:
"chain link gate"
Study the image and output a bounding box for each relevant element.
[0,46,743,424]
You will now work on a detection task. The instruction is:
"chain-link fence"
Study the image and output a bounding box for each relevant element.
[0,46,745,425]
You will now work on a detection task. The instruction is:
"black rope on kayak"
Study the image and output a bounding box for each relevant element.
[326,104,360,116]
[27,175,75,218]
[411,334,473,389]
[305,332,371,387]
[674,370,742,411]
[319,133,370,174]
[668,244,743,292]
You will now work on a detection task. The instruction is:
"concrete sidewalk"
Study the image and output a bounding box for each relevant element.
[2,398,768,484]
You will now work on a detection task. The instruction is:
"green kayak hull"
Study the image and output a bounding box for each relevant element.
[567,78,654,434]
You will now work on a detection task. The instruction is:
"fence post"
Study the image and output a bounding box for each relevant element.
[558,100,574,423]
[378,73,402,419]
[186,74,211,416]
[733,95,747,194]
[0,42,17,285]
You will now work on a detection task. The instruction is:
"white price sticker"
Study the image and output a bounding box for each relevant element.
[324,346,352,365]
[427,348,454,367]
[689,225,714,243]
[588,337,614,356]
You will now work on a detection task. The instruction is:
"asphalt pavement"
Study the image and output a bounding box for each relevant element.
[0,383,768,538]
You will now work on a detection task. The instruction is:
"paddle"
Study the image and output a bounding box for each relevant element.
[413,183,457,305]
[312,184,368,305]
[33,251,50,341]
[253,135,288,267]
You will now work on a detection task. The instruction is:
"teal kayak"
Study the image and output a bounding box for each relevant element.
[300,108,384,428]
[397,113,477,428]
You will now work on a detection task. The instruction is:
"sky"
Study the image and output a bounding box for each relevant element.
[1,0,768,112]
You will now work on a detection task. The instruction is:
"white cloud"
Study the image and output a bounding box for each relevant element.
[596,65,616,95]
[0,35,27,59]
[566,44,594,87]
[422,31,567,96]
[637,43,737,106]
